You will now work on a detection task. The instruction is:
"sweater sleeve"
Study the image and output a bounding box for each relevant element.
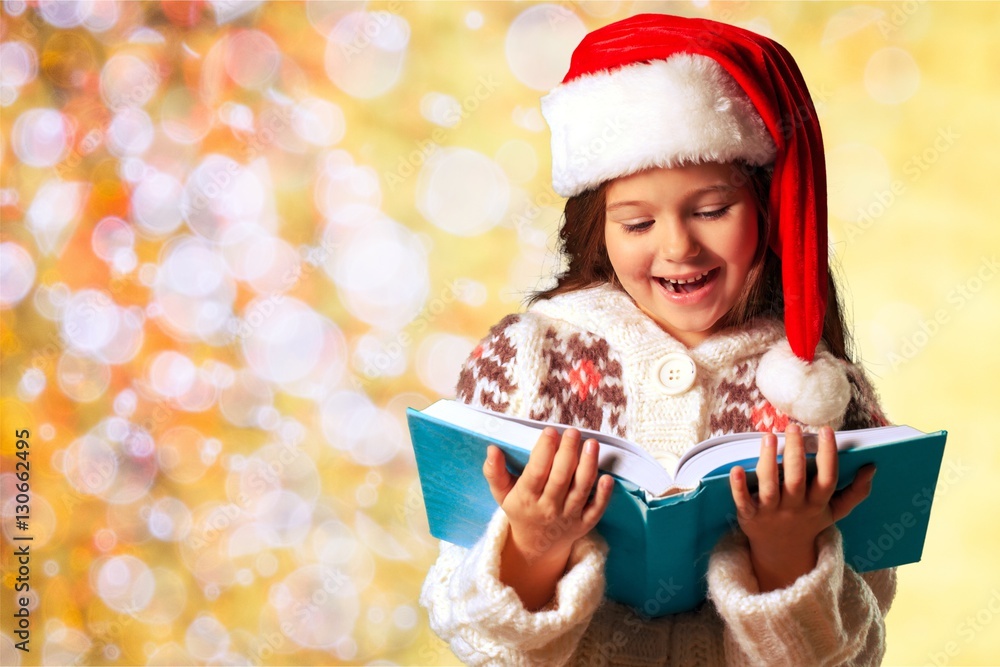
[420,510,609,666]
[418,314,609,666]
[707,360,897,667]
[708,527,896,667]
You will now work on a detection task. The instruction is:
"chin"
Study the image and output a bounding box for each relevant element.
[652,311,718,341]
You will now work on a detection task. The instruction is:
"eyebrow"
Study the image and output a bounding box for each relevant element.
[605,184,738,212]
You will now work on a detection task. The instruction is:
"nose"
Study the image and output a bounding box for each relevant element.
[656,218,700,262]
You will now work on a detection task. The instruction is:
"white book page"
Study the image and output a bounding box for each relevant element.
[672,424,924,488]
[462,402,658,462]
[426,400,924,496]
[425,400,675,494]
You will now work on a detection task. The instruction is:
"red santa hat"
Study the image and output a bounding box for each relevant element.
[540,14,851,426]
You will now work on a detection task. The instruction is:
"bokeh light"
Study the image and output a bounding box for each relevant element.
[324,11,410,99]
[864,46,922,105]
[505,4,587,91]
[0,40,38,94]
[416,148,511,237]
[0,242,36,308]
[131,171,185,236]
[26,179,88,255]
[12,108,68,167]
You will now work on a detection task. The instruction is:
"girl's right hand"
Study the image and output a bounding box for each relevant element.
[483,427,614,564]
[483,427,614,610]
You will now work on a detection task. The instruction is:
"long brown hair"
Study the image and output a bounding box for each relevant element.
[527,164,856,363]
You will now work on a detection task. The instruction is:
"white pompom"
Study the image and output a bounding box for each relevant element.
[756,339,851,427]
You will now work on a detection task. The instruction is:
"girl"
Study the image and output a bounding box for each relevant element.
[420,14,894,666]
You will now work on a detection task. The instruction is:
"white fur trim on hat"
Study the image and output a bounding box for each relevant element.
[540,53,776,198]
[756,339,851,427]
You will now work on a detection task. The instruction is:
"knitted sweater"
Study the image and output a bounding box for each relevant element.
[420,283,896,666]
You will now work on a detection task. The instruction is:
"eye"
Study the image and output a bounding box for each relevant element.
[695,205,732,220]
[621,221,653,234]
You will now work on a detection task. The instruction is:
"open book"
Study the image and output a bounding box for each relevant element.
[414,399,931,496]
[407,399,948,616]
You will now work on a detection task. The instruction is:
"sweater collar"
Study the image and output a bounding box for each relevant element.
[527,282,785,374]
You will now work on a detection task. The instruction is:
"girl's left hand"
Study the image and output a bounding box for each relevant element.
[729,423,876,592]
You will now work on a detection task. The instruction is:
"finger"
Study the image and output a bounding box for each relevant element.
[782,424,807,504]
[809,426,839,505]
[540,428,582,507]
[564,438,600,516]
[756,432,780,510]
[518,427,560,497]
[483,445,516,507]
[830,465,877,522]
[581,474,615,529]
[729,466,757,520]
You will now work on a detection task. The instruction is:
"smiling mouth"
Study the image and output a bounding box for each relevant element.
[657,268,719,294]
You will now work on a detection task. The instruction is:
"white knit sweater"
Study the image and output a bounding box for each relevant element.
[420,284,896,666]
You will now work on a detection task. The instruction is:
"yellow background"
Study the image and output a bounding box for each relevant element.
[1,1,998,665]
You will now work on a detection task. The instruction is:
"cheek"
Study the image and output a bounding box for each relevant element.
[724,217,760,275]
[607,241,648,280]
[604,228,635,277]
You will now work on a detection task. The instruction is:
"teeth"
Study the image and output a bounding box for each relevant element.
[663,270,710,285]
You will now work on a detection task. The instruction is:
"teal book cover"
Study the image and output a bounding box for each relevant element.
[407,405,947,617]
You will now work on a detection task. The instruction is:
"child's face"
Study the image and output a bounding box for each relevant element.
[604,162,759,347]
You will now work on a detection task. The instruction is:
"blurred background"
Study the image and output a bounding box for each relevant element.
[1,1,997,665]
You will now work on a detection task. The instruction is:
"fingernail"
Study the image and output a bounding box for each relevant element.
[585,439,597,454]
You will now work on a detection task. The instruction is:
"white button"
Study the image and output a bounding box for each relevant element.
[656,352,697,395]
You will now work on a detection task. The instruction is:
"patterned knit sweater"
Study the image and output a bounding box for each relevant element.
[420,284,895,666]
